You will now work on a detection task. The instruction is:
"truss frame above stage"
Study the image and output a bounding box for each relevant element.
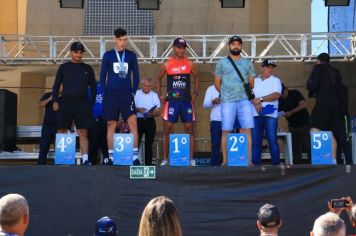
[0,33,355,64]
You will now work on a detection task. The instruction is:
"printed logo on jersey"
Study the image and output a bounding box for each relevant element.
[171,66,188,74]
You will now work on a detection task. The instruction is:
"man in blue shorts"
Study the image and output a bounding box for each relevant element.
[157,37,199,166]
[100,28,140,165]
[214,35,260,166]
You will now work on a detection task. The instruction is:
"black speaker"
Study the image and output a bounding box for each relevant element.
[0,89,17,152]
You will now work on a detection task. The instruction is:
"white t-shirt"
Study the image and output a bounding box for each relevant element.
[134,89,161,118]
[203,85,222,121]
[252,75,282,118]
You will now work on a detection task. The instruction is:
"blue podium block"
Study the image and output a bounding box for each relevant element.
[311,131,334,165]
[227,133,248,166]
[169,134,190,166]
[113,133,133,166]
[55,133,76,165]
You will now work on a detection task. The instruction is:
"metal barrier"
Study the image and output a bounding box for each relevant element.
[1,33,355,64]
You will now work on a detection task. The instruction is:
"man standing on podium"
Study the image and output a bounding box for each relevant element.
[52,42,96,165]
[100,28,141,166]
[157,37,199,166]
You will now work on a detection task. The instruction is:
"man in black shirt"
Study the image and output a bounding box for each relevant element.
[306,53,342,163]
[52,42,96,165]
[37,87,62,165]
[279,84,310,164]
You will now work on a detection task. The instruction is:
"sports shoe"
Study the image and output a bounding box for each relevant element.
[190,159,196,166]
[102,157,113,166]
[160,159,168,166]
[82,160,92,166]
[133,159,141,166]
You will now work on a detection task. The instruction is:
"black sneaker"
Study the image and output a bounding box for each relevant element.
[133,159,141,166]
[82,160,92,166]
[102,157,113,165]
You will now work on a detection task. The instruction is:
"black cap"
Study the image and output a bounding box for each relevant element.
[173,37,187,48]
[70,42,85,52]
[229,35,243,45]
[262,59,276,67]
[257,204,281,228]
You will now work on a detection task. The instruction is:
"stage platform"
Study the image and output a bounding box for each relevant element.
[0,165,355,236]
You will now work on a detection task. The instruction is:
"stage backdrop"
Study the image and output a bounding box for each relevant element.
[0,166,355,236]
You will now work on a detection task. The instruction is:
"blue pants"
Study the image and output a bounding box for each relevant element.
[252,116,280,165]
[210,121,222,166]
[38,125,57,165]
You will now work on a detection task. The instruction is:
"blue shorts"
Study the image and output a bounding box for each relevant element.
[221,99,254,131]
[161,100,195,123]
[102,90,136,121]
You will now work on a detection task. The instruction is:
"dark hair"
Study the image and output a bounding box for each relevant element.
[317,53,330,63]
[114,28,127,38]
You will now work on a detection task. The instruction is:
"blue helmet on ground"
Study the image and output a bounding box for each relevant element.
[95,216,117,236]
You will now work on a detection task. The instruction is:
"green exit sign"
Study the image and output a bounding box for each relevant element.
[130,166,156,179]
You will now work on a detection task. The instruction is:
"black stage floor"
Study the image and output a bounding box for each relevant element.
[0,165,355,236]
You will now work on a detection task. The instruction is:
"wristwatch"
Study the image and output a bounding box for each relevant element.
[259,97,263,102]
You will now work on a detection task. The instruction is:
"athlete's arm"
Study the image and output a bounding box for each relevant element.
[132,53,140,94]
[190,61,199,101]
[258,92,281,102]
[99,52,108,92]
[203,87,213,109]
[88,66,97,105]
[52,65,63,111]
[156,62,167,103]
[38,94,52,108]
[285,100,307,118]
[214,76,221,93]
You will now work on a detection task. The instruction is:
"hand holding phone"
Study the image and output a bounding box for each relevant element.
[331,199,349,208]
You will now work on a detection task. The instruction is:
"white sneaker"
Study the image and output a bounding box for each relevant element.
[190,159,196,166]
[160,159,168,166]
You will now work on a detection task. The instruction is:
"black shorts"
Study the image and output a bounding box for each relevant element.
[102,90,136,121]
[57,99,94,130]
[311,98,340,133]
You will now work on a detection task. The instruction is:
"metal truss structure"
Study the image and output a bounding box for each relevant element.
[0,33,355,64]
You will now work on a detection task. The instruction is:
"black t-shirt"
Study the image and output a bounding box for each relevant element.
[278,89,310,127]
[40,92,57,126]
[52,61,96,103]
[306,63,342,99]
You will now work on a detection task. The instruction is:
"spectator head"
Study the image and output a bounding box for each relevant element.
[141,77,153,94]
[0,194,29,236]
[95,216,117,236]
[228,35,243,56]
[310,212,346,236]
[280,83,288,98]
[317,53,330,64]
[351,205,356,228]
[172,37,187,58]
[261,59,276,77]
[257,204,282,235]
[138,196,182,236]
[113,28,128,51]
[70,41,85,62]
